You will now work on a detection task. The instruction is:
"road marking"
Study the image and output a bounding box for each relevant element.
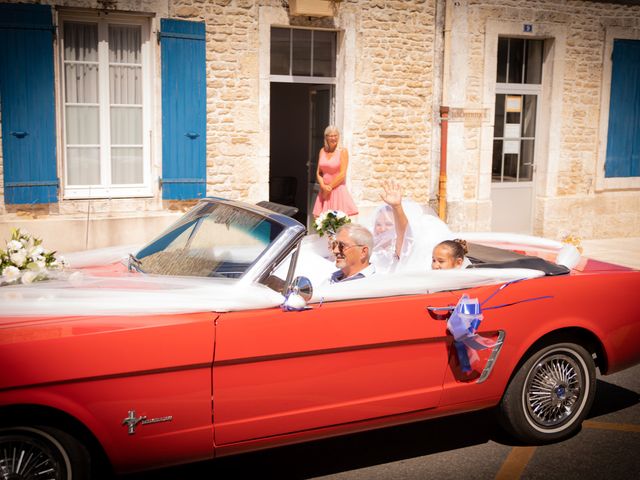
[583,420,640,433]
[495,446,536,480]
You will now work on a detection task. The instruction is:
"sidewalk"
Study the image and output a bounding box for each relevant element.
[580,237,640,269]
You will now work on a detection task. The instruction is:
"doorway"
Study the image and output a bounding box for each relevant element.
[269,83,332,226]
[491,37,543,234]
[268,26,337,228]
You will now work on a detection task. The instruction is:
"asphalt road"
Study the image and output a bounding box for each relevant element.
[122,363,640,480]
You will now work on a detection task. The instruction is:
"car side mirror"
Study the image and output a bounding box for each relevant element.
[283,276,313,310]
[289,276,313,301]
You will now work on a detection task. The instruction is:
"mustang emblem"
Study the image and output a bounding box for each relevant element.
[122,410,173,435]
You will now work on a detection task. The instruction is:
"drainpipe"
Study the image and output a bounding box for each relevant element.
[438,106,449,221]
[437,0,452,221]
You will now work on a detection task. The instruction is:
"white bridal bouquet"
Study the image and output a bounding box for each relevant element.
[0,228,66,286]
[314,210,351,237]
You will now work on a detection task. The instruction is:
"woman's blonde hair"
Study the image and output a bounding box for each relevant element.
[323,125,340,150]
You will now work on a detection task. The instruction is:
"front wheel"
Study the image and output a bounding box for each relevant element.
[0,425,90,480]
[499,342,596,443]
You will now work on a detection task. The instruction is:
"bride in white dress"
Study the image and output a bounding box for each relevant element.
[367,180,452,274]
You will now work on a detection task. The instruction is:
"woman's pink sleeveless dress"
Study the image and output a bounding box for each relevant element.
[312,147,359,217]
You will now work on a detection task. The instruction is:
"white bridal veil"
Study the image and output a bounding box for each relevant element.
[364,199,453,274]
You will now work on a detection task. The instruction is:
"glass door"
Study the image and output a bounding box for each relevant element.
[491,37,543,233]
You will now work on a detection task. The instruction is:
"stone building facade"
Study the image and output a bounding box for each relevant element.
[0,0,638,252]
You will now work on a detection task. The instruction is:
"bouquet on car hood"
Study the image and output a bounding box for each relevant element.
[0,228,66,285]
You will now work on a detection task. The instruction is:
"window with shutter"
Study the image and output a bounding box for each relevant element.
[605,39,640,179]
[0,4,58,204]
[59,12,153,199]
[159,19,206,200]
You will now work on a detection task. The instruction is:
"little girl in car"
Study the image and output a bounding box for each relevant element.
[432,239,469,270]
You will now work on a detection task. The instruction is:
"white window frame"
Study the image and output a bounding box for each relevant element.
[269,26,338,85]
[493,84,542,184]
[596,26,640,191]
[57,10,154,199]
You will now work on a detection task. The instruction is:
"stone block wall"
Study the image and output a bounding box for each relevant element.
[0,0,638,251]
[447,0,640,238]
[168,0,438,208]
[344,0,437,206]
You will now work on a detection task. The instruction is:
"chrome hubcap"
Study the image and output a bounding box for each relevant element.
[0,437,62,480]
[525,353,584,428]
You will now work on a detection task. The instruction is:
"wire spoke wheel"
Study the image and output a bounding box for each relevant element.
[499,342,596,443]
[0,428,71,480]
[525,353,584,428]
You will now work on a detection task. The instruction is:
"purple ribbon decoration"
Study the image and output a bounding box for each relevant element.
[447,295,497,373]
[442,279,553,374]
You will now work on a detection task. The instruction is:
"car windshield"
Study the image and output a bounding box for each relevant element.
[135,201,285,279]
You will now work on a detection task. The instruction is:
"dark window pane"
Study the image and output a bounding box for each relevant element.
[271,28,290,75]
[522,95,537,137]
[494,94,505,137]
[520,140,535,181]
[508,38,524,83]
[292,29,312,76]
[313,30,336,77]
[492,139,503,182]
[525,39,543,84]
[503,154,519,181]
[506,111,520,124]
[497,37,508,83]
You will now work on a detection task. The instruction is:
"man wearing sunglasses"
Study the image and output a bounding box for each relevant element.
[329,224,375,283]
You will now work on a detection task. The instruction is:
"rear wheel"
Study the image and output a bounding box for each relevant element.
[0,426,90,480]
[499,342,596,443]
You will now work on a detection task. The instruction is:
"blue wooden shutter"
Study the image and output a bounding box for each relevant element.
[0,4,58,204]
[605,39,640,178]
[159,19,206,200]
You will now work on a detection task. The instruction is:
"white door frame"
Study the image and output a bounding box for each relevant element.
[480,20,567,235]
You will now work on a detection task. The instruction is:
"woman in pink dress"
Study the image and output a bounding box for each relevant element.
[312,125,359,217]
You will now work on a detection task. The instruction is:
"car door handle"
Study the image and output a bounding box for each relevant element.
[426,305,453,320]
[10,131,28,138]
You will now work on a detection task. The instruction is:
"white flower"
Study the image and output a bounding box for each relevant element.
[29,254,44,264]
[33,260,46,271]
[21,271,38,284]
[6,240,22,252]
[29,245,44,258]
[9,251,27,267]
[336,211,346,219]
[1,229,65,287]
[2,265,21,283]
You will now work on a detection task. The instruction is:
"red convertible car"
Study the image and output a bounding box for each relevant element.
[1,198,639,479]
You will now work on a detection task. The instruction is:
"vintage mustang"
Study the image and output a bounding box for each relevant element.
[1,197,639,479]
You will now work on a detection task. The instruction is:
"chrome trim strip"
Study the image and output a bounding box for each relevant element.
[0,363,211,393]
[476,330,505,384]
[240,225,306,286]
[214,337,446,367]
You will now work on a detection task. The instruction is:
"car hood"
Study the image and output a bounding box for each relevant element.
[0,271,285,320]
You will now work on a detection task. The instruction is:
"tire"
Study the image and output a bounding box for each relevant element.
[0,425,91,480]
[499,342,596,444]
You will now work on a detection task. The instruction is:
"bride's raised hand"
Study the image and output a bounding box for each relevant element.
[380,179,403,207]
